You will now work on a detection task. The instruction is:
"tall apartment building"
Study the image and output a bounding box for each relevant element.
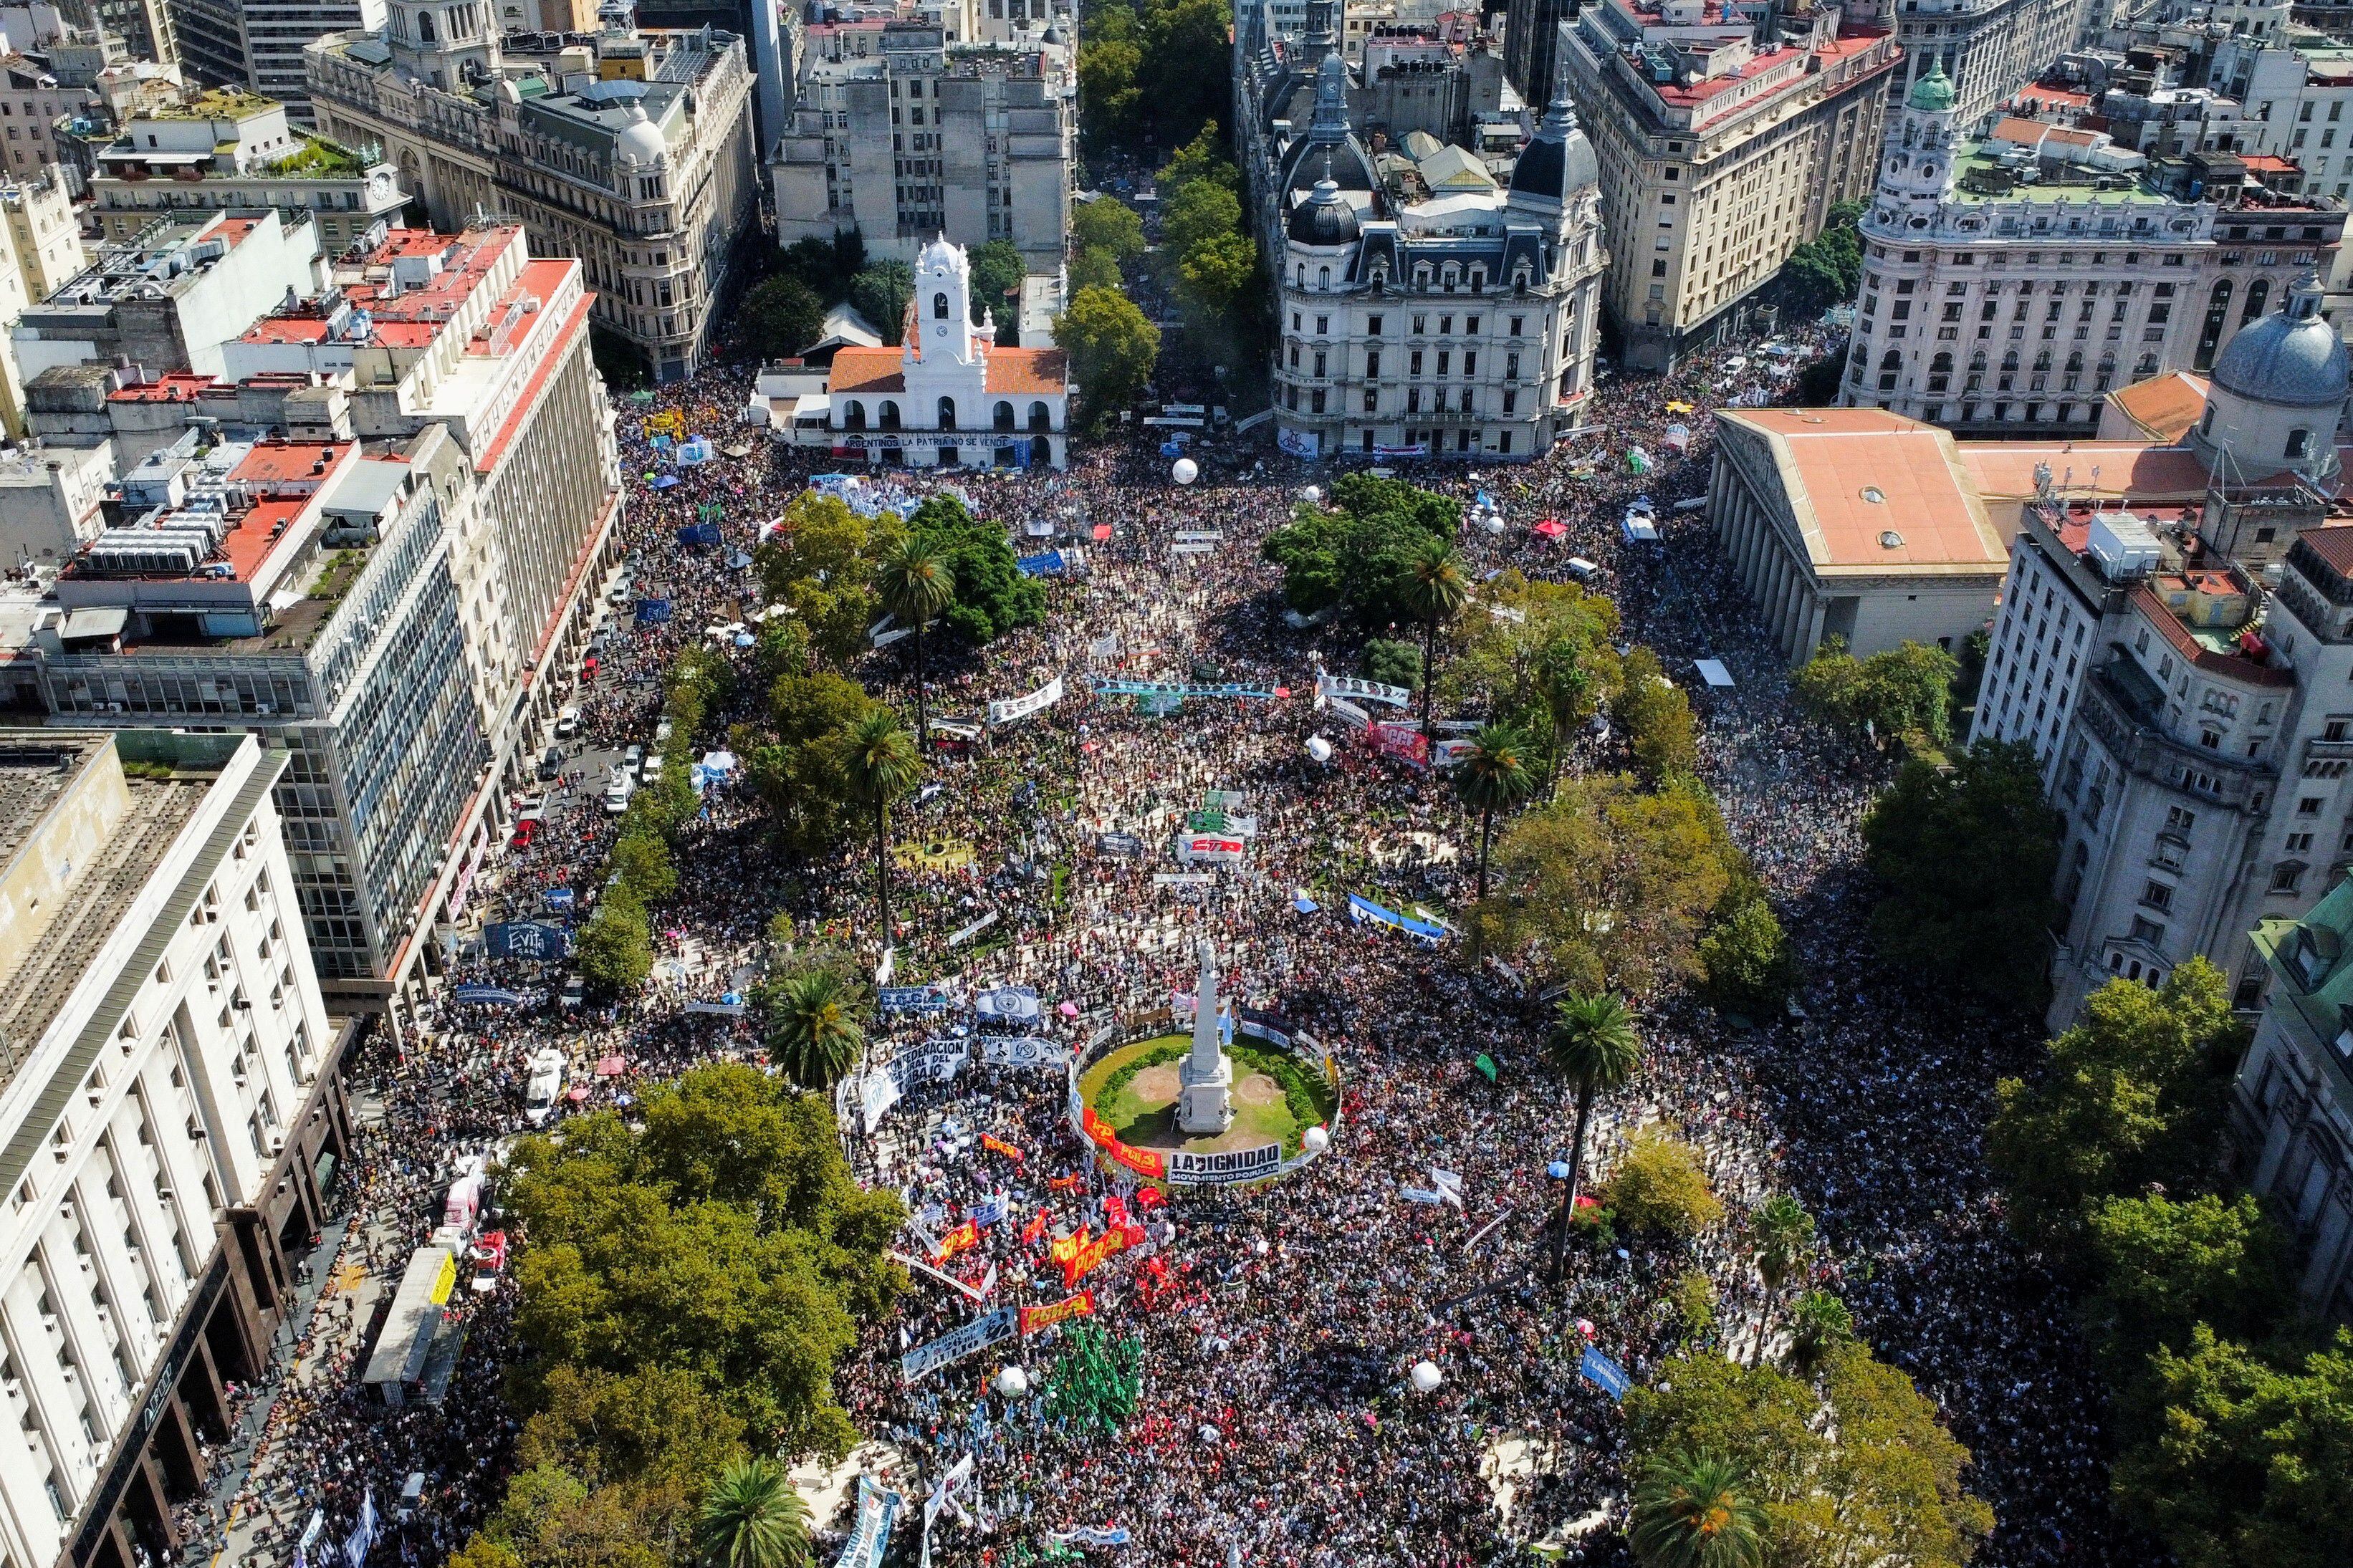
[0,728,354,1568]
[0,170,90,438]
[1970,278,2353,1022]
[1261,63,1607,461]
[171,0,388,121]
[1503,0,1568,107]
[88,90,407,254]
[1846,0,2095,131]
[1560,0,1898,370]
[1840,64,2344,438]
[307,11,758,382]
[0,224,625,1014]
[770,15,1073,276]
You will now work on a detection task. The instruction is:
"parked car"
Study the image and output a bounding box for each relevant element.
[509,818,539,850]
[623,743,644,774]
[538,745,564,781]
[555,706,582,739]
[603,770,633,814]
[641,754,666,787]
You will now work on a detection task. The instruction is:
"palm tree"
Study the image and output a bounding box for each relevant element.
[1543,991,1641,1281]
[1533,640,1593,799]
[694,1457,811,1568]
[1748,1193,1816,1365]
[1786,1287,1853,1377]
[1453,722,1535,905]
[839,708,921,949]
[876,537,956,751]
[1399,536,1470,743]
[768,969,865,1090]
[1629,1451,1766,1568]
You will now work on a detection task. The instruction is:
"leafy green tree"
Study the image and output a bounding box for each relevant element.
[746,667,883,855]
[1615,647,1698,781]
[1986,958,2239,1251]
[1626,1343,1993,1568]
[1795,638,1959,752]
[906,494,1044,645]
[1786,1290,1854,1377]
[1444,569,1620,792]
[1543,992,1641,1277]
[776,233,863,300]
[1260,476,1460,627]
[1054,286,1160,429]
[1075,34,1141,152]
[1631,1451,1768,1568]
[1163,178,1243,260]
[1400,537,1470,740]
[1671,1270,1720,1346]
[740,276,826,362]
[1606,1127,1722,1240]
[838,709,919,945]
[610,831,677,905]
[966,240,1026,340]
[694,1458,811,1568]
[1071,196,1145,261]
[1069,246,1124,294]
[451,1466,665,1568]
[874,534,956,744]
[1697,890,1798,1019]
[1748,1194,1816,1365]
[1174,228,1258,320]
[848,259,914,344]
[578,891,653,997]
[755,491,899,664]
[1361,638,1422,692]
[516,1365,749,1533]
[2084,1191,2293,1369]
[1156,118,1240,197]
[1776,201,1865,317]
[767,971,866,1091]
[2112,1325,2353,1568]
[503,1064,904,1456]
[1455,722,1537,903]
[1475,777,1734,997]
[1861,740,2062,1008]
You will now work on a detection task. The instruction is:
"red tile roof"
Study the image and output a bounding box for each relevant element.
[828,347,906,395]
[984,347,1068,395]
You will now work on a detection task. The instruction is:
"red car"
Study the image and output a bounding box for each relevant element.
[581,654,599,680]
[510,818,539,850]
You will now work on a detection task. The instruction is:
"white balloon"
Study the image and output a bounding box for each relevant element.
[996,1365,1030,1398]
[1305,736,1334,764]
[1410,1360,1443,1395]
[1301,1125,1330,1155]
[1300,486,1322,503]
[1481,514,1506,537]
[1172,458,1199,485]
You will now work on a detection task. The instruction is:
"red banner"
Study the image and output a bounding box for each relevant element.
[1052,1221,1146,1290]
[1019,1291,1096,1334]
[1021,1208,1048,1246]
[1082,1105,1166,1178]
[1367,721,1428,769]
[934,1221,980,1263]
[982,1133,1025,1162]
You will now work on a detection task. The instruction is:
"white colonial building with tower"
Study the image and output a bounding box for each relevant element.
[778,239,1072,469]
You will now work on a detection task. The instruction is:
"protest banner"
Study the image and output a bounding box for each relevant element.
[987,675,1064,728]
[1316,672,1412,708]
[836,1476,904,1567]
[901,1308,1020,1381]
[1019,1291,1096,1334]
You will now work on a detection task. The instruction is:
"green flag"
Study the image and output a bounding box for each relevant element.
[1474,1054,1499,1082]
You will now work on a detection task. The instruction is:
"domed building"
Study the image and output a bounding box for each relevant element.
[2193,276,2350,488]
[1265,82,1608,461]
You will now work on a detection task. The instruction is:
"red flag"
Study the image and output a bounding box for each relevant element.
[1020,1208,1048,1246]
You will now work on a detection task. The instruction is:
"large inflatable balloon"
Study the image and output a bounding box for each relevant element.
[1172,457,1199,485]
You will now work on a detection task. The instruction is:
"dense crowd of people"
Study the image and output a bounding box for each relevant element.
[175,322,2139,1568]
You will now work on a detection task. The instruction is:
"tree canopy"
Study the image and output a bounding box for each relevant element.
[755,491,899,664]
[907,494,1046,645]
[1861,741,2062,1007]
[1625,1344,1993,1568]
[1793,638,1959,754]
[1071,197,1146,261]
[740,276,825,362]
[966,240,1026,342]
[1054,286,1160,429]
[849,259,914,345]
[1776,201,1866,319]
[1261,476,1462,628]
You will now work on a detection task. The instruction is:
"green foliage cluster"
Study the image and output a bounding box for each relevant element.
[575,890,653,998]
[756,491,899,664]
[1075,0,1233,162]
[1361,638,1424,692]
[850,259,914,346]
[776,232,867,303]
[1261,473,1462,627]
[1982,959,2352,1566]
[1698,885,1798,1018]
[907,494,1046,645]
[967,240,1026,345]
[1054,286,1160,431]
[1100,1039,1185,1103]
[450,1064,903,1568]
[1625,1343,1994,1568]
[744,657,886,856]
[740,275,826,362]
[1614,647,1699,783]
[1794,637,1960,755]
[1070,197,1144,297]
[1861,740,2062,1009]
[1444,569,1621,792]
[1228,1041,1335,1150]
[1777,200,1866,319]
[1603,1127,1723,1239]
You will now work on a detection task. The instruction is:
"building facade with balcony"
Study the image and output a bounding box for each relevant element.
[770,13,1074,277]
[0,728,356,1568]
[1840,62,2346,439]
[306,12,758,382]
[1560,0,1897,370]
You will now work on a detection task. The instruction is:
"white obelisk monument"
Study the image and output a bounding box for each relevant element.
[1177,938,1235,1135]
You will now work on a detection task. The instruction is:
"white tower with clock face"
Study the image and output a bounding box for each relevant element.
[908,236,980,370]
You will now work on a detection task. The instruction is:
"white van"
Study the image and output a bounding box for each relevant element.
[555,706,582,739]
[640,753,666,787]
[1566,557,1599,584]
[523,1048,567,1125]
[603,769,633,814]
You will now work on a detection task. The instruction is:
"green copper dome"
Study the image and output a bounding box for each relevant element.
[1907,61,1955,113]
